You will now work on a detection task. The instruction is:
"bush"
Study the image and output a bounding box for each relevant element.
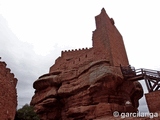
[14,104,40,120]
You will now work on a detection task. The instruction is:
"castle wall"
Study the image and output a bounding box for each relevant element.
[31,8,140,120]
[93,8,129,66]
[108,23,129,66]
[50,48,94,72]
[92,28,112,63]
[0,61,17,120]
[50,8,129,73]
[145,91,160,112]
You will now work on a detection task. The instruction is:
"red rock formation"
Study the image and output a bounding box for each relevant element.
[0,60,17,120]
[31,8,143,120]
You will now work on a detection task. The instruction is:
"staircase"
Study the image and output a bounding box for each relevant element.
[120,65,160,92]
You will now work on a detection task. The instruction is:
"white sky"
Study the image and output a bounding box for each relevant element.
[0,0,160,112]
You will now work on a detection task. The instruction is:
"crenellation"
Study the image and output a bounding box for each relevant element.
[6,68,11,74]
[50,47,93,72]
[0,61,7,67]
[62,47,91,54]
[110,18,115,25]
[31,8,141,120]
[0,60,17,120]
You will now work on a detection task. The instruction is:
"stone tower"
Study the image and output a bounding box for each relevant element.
[31,8,143,120]
[49,8,129,73]
[92,8,129,66]
[0,60,17,120]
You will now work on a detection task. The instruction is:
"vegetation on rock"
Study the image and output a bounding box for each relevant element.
[14,104,40,120]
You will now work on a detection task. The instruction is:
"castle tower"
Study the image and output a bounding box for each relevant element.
[49,8,129,72]
[31,8,144,120]
[92,8,129,66]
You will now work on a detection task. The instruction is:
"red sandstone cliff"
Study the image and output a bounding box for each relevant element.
[0,59,17,120]
[30,8,143,120]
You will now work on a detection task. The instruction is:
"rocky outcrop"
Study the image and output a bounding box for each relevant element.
[30,8,143,119]
[31,60,143,120]
[0,60,17,120]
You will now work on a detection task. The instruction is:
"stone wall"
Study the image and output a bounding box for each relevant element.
[145,90,160,112]
[0,60,17,120]
[50,48,93,72]
[31,8,142,120]
[50,8,129,73]
[93,8,129,66]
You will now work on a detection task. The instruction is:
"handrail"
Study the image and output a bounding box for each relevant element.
[135,69,143,75]
[121,65,160,79]
[140,68,160,78]
[120,65,160,92]
[143,68,159,73]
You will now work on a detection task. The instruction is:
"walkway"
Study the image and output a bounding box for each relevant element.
[120,65,160,92]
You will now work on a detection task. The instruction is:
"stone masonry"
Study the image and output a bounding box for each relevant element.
[145,90,160,113]
[0,59,17,120]
[49,8,129,73]
[31,8,144,120]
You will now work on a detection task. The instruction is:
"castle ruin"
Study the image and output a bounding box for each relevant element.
[30,8,160,120]
[0,59,17,120]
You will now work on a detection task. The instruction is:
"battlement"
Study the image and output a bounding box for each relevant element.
[61,47,92,57]
[0,60,18,86]
[50,47,94,72]
[50,8,129,72]
[62,47,91,53]
[0,58,17,120]
[0,61,7,67]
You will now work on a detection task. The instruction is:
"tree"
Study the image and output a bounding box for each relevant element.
[14,104,40,120]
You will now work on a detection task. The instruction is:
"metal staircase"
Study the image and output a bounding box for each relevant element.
[120,65,160,92]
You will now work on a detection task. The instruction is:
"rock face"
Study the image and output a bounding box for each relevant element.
[30,8,143,120]
[0,60,17,120]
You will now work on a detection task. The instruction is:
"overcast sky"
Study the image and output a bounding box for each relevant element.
[0,0,160,112]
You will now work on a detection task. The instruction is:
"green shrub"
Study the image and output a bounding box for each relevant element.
[14,104,40,120]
